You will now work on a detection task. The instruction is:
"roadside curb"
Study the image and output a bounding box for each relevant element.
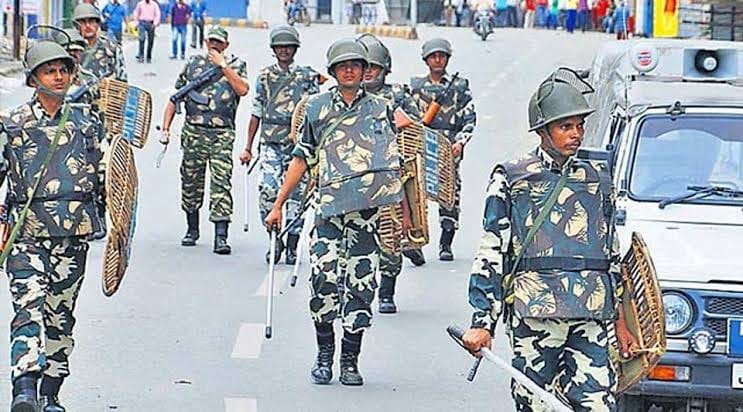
[0,61,23,77]
[204,17,269,29]
[355,25,418,40]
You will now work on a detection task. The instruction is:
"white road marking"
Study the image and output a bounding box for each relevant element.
[254,268,289,296]
[231,323,264,359]
[224,397,258,412]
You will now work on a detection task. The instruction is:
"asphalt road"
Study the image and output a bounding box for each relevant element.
[0,22,612,412]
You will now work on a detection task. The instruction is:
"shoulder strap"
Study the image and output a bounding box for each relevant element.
[0,104,71,266]
[316,94,375,149]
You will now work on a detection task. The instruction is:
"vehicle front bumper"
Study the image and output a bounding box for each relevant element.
[626,351,743,401]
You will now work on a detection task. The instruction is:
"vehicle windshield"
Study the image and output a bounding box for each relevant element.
[630,114,743,203]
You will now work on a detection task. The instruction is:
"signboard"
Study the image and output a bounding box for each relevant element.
[653,0,679,37]
[2,0,41,14]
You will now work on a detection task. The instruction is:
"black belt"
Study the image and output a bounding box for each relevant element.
[10,192,93,205]
[518,257,610,272]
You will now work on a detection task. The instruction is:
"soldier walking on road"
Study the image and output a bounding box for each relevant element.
[0,41,105,412]
[73,3,128,82]
[265,38,408,386]
[461,71,638,411]
[357,33,420,314]
[410,38,476,262]
[161,26,249,255]
[240,25,322,265]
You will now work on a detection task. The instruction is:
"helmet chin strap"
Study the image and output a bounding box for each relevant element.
[539,127,569,166]
[31,74,71,101]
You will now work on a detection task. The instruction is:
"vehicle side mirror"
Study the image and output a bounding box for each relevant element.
[577,148,610,161]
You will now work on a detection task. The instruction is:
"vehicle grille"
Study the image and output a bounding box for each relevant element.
[703,318,728,339]
[706,297,743,315]
[703,297,743,340]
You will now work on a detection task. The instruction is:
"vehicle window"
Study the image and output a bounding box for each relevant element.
[629,115,743,202]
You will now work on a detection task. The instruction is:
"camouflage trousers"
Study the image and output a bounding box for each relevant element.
[258,141,308,236]
[180,123,235,222]
[508,314,617,412]
[439,159,461,231]
[309,208,380,334]
[6,237,88,381]
[379,249,402,280]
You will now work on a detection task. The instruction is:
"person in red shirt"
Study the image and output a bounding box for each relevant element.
[524,0,536,27]
[593,0,609,30]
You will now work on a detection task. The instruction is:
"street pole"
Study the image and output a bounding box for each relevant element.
[410,0,417,26]
[12,0,20,60]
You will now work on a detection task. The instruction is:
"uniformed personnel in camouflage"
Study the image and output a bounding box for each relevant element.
[0,41,104,412]
[240,25,321,265]
[265,38,405,387]
[462,71,638,412]
[410,38,476,261]
[73,3,128,82]
[162,26,249,255]
[357,33,421,315]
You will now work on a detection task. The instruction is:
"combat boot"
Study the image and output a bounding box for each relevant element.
[40,376,64,412]
[285,234,299,265]
[378,276,397,314]
[181,212,199,246]
[265,234,284,264]
[213,222,231,255]
[310,342,335,384]
[11,373,38,412]
[311,322,335,384]
[439,229,456,261]
[402,249,426,266]
[339,332,363,386]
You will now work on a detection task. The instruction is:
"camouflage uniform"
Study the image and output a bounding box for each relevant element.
[410,73,476,231]
[369,83,421,291]
[293,87,402,333]
[252,63,321,235]
[176,54,249,222]
[81,36,127,82]
[468,147,622,411]
[0,99,104,383]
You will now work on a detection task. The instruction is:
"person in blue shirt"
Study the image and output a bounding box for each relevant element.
[190,0,207,48]
[613,1,630,39]
[102,0,128,44]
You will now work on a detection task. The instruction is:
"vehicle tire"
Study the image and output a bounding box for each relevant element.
[480,29,489,41]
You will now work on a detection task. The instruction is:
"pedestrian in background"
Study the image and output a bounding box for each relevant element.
[170,0,191,59]
[614,0,630,39]
[593,0,609,30]
[495,0,507,26]
[523,0,536,28]
[535,0,548,26]
[506,0,519,27]
[443,0,456,25]
[577,0,589,31]
[102,0,128,44]
[547,0,558,29]
[190,0,207,48]
[565,0,577,32]
[133,0,161,63]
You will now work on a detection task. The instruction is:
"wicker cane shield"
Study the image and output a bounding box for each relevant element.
[290,95,309,144]
[98,78,152,148]
[378,154,429,254]
[612,232,666,393]
[397,122,456,210]
[102,135,139,296]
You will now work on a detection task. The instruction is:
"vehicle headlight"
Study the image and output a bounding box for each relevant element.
[663,292,694,335]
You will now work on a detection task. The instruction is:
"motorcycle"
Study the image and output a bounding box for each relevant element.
[473,10,493,41]
[287,0,312,26]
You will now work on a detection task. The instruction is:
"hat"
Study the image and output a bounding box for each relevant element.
[207,26,229,43]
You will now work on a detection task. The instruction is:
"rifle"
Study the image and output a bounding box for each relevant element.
[421,72,460,126]
[169,56,239,114]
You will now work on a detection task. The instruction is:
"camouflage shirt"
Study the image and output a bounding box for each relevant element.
[176,54,249,129]
[369,83,422,121]
[251,63,321,144]
[81,36,127,82]
[410,72,476,145]
[293,87,402,217]
[468,147,622,329]
[0,99,104,239]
